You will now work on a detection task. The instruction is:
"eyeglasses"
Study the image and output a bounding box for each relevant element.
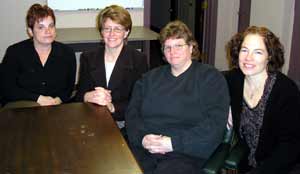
[162,44,188,52]
[102,27,125,34]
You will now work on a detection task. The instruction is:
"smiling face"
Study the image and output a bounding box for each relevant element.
[101,18,129,49]
[28,16,56,47]
[163,38,193,72]
[238,34,269,78]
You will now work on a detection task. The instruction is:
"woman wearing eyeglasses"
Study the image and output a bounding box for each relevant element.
[75,5,148,133]
[125,20,230,174]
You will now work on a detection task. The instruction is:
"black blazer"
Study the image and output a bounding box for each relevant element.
[224,68,300,174]
[75,44,148,121]
[1,39,76,103]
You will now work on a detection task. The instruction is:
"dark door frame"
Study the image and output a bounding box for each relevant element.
[238,0,251,32]
[288,1,300,81]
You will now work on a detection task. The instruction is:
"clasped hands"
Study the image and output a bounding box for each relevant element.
[84,87,115,113]
[37,95,62,106]
[142,134,173,154]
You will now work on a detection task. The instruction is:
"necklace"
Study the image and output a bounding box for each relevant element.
[244,74,268,107]
[246,87,255,100]
[249,91,255,100]
[245,82,265,101]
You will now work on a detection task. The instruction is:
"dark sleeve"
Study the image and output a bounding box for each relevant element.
[171,70,230,158]
[1,46,40,102]
[125,76,148,147]
[75,53,94,102]
[56,46,76,102]
[257,82,300,174]
[112,52,148,121]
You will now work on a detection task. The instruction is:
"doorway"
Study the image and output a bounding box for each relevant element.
[149,0,205,68]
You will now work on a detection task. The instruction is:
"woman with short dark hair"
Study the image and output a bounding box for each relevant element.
[1,3,76,107]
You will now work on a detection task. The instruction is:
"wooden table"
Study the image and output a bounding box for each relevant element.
[0,103,142,174]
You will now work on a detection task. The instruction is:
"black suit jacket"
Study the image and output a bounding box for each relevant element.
[75,44,148,121]
[224,68,300,174]
[1,39,76,103]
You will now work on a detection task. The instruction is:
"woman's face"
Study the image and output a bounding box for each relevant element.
[28,16,56,46]
[238,34,269,78]
[101,18,129,49]
[163,38,193,70]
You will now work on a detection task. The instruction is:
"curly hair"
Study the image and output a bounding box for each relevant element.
[97,5,132,42]
[226,26,284,72]
[26,4,55,30]
[159,20,200,60]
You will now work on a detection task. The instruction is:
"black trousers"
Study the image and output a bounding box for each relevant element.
[130,146,206,174]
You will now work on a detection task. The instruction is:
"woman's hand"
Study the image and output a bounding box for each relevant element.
[83,87,112,106]
[106,102,115,113]
[37,95,61,106]
[54,97,62,105]
[142,134,173,154]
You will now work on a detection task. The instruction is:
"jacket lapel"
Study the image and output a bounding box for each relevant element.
[228,69,245,132]
[90,47,107,88]
[108,46,132,90]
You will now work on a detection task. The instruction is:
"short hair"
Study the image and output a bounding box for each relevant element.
[26,4,56,30]
[227,26,284,72]
[97,5,132,41]
[159,20,200,60]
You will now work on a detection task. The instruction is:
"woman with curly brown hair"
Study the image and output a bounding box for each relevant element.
[225,26,300,174]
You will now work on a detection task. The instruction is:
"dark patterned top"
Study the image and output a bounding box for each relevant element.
[239,73,276,167]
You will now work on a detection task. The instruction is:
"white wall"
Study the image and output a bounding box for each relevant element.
[0,0,143,62]
[250,0,294,74]
[55,9,143,28]
[0,0,40,62]
[214,0,240,71]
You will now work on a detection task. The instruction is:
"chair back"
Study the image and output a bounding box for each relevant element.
[202,127,235,174]
[223,128,234,144]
